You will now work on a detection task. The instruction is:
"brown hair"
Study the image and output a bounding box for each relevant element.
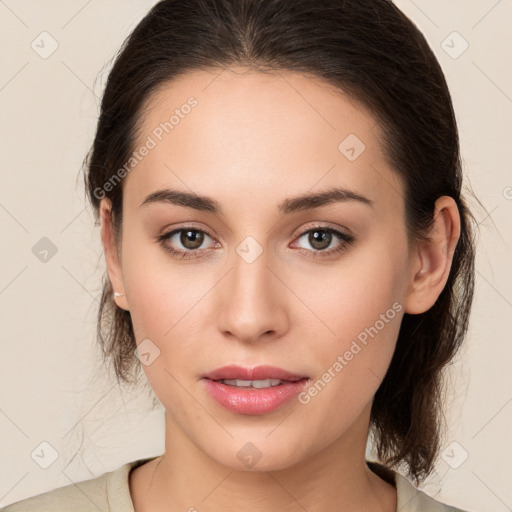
[83,0,477,485]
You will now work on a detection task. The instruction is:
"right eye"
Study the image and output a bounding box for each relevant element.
[157,227,218,259]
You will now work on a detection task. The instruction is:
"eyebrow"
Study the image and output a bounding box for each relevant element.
[140,186,374,214]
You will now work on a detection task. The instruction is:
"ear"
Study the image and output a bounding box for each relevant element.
[99,198,129,311]
[404,196,461,315]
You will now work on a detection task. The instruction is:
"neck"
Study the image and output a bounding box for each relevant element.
[130,405,397,512]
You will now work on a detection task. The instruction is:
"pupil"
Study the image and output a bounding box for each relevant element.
[310,230,331,250]
[181,230,203,249]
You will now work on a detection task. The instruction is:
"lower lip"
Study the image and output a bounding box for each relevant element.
[202,378,309,415]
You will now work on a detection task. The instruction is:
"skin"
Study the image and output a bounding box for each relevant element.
[100,67,460,512]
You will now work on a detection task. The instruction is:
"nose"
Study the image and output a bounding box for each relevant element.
[216,245,289,345]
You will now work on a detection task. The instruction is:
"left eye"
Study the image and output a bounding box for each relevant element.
[293,227,352,253]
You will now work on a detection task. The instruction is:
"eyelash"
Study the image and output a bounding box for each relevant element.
[156,224,355,260]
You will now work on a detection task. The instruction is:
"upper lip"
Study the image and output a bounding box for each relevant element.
[202,365,307,382]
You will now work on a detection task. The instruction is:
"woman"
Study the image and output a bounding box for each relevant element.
[1,0,477,510]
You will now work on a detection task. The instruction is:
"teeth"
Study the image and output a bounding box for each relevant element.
[220,378,283,388]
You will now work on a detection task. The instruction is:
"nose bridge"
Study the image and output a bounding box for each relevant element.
[231,235,274,312]
[217,235,288,341]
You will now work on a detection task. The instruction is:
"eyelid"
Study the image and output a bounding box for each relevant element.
[157,220,212,235]
[290,221,353,239]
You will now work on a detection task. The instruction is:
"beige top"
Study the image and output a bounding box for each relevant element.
[0,457,470,511]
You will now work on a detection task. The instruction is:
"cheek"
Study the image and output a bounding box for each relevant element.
[294,235,408,410]
[119,238,223,404]
[119,247,210,408]
[123,263,209,345]
[294,236,408,351]
[119,228,198,338]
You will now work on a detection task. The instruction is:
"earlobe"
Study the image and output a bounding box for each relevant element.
[404,196,461,315]
[99,199,129,311]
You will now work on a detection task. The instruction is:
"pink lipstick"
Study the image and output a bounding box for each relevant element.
[201,365,309,415]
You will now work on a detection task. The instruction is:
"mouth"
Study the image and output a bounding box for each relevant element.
[202,364,308,382]
[212,378,295,388]
[201,365,309,415]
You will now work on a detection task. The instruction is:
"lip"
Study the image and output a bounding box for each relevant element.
[202,378,309,415]
[202,364,307,381]
[201,365,309,415]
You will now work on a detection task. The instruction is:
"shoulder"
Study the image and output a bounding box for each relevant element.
[367,460,473,512]
[394,472,470,512]
[0,470,113,512]
[0,458,156,512]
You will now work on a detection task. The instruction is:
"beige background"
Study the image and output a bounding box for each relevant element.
[0,0,511,510]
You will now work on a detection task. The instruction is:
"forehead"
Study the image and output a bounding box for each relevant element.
[137,66,378,152]
[124,67,402,216]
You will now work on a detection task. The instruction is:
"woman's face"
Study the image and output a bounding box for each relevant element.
[104,67,420,470]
